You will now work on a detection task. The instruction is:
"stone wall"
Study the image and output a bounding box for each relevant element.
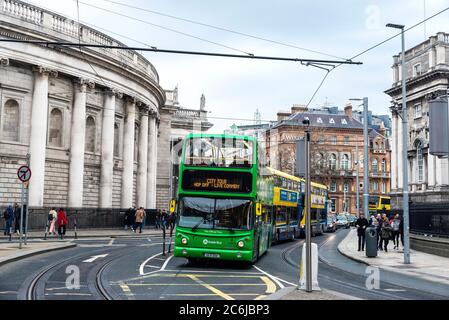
[83,163,101,208]
[0,155,27,206]
[112,168,122,208]
[43,160,69,207]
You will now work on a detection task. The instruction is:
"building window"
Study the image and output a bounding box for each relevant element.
[381,159,386,173]
[417,141,424,183]
[331,136,337,145]
[341,154,349,170]
[318,136,325,144]
[372,158,378,172]
[381,182,386,194]
[374,142,379,151]
[414,103,422,119]
[329,154,337,170]
[413,63,422,77]
[343,182,349,193]
[114,123,120,157]
[85,116,96,153]
[330,181,337,192]
[2,99,20,142]
[330,199,336,212]
[48,108,63,147]
[373,181,378,192]
[344,136,349,145]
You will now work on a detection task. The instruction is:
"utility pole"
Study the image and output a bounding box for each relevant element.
[304,126,312,292]
[363,98,370,218]
[356,140,360,216]
[387,23,410,264]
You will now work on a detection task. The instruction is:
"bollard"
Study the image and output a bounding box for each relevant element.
[74,210,78,240]
[162,226,166,256]
[168,225,174,253]
[9,226,12,242]
[44,220,49,240]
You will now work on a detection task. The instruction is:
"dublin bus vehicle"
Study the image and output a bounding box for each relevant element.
[267,167,304,242]
[368,196,391,216]
[299,181,329,237]
[173,133,273,264]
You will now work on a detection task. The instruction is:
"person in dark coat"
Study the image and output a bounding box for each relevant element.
[380,216,393,252]
[130,207,136,232]
[13,203,21,235]
[155,210,161,229]
[355,213,369,251]
[3,205,14,236]
[124,208,131,230]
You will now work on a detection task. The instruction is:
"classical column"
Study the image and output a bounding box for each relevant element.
[28,66,57,207]
[99,89,119,208]
[68,79,94,208]
[121,97,137,208]
[136,104,149,208]
[146,112,157,209]
[153,117,159,207]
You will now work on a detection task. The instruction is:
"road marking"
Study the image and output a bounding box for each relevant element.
[123,283,267,287]
[255,295,267,300]
[171,269,262,275]
[120,284,131,293]
[145,265,161,269]
[139,252,163,275]
[384,289,407,292]
[0,291,17,295]
[108,239,115,246]
[45,293,92,296]
[148,273,263,278]
[46,286,87,291]
[252,265,285,289]
[82,254,109,263]
[162,293,261,297]
[187,275,235,301]
[260,276,276,294]
[273,276,296,287]
[161,255,173,271]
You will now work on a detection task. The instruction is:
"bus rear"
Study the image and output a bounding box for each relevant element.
[173,134,265,263]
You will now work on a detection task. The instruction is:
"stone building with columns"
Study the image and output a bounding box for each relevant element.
[385,32,449,221]
[0,1,163,211]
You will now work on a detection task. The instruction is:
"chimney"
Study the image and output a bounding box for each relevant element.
[291,104,308,114]
[344,103,353,118]
[277,111,291,122]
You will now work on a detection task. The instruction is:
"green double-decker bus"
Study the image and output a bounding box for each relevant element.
[173,133,273,263]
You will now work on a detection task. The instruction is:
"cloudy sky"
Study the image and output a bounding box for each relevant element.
[27,0,449,131]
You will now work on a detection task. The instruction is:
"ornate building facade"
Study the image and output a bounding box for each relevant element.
[385,32,449,210]
[265,104,391,215]
[0,1,164,209]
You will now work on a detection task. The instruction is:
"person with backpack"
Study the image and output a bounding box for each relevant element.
[3,205,15,236]
[48,208,57,236]
[57,208,68,239]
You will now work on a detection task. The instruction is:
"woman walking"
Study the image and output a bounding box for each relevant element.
[391,214,401,250]
[57,208,68,240]
[380,215,393,252]
[48,208,57,236]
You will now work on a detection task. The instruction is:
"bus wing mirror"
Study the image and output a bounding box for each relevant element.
[170,199,177,213]
[256,203,262,216]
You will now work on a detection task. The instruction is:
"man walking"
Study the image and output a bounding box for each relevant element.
[355,213,369,251]
[135,207,146,234]
[3,205,14,236]
[13,203,21,235]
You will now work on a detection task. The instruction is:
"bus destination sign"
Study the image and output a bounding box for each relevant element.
[182,170,252,193]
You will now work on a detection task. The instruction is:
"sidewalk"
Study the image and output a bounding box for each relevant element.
[0,241,76,266]
[0,227,167,241]
[338,229,449,285]
[266,286,357,300]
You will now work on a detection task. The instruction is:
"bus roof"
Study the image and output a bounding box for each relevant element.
[183,133,257,142]
[266,167,327,190]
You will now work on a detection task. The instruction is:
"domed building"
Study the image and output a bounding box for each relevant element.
[0,0,165,214]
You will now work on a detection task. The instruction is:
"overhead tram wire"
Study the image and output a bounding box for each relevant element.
[95,0,349,61]
[75,1,253,56]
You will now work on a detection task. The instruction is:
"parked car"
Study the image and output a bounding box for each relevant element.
[325,216,337,232]
[346,214,357,226]
[336,214,350,229]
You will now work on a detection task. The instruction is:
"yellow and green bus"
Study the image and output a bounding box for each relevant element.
[368,195,391,216]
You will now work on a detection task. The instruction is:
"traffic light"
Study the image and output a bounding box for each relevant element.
[169,199,176,213]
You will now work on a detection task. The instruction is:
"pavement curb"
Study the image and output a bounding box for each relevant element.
[0,243,77,267]
[336,230,371,266]
[264,286,296,300]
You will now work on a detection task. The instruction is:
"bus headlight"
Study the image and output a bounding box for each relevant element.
[237,241,244,248]
[182,238,188,245]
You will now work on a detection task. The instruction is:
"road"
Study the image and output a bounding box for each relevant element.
[1,229,448,300]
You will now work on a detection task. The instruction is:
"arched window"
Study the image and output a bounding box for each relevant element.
[416,141,424,183]
[114,123,120,157]
[381,159,386,173]
[329,154,337,170]
[48,108,63,147]
[2,99,20,142]
[372,158,378,172]
[85,116,96,153]
[341,154,349,170]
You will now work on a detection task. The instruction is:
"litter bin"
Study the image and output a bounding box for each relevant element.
[365,227,378,258]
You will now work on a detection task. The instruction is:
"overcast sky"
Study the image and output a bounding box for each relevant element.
[27,0,449,132]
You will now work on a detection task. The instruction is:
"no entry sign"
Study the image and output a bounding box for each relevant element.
[17,165,32,182]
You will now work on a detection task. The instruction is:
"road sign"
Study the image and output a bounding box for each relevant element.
[17,166,31,182]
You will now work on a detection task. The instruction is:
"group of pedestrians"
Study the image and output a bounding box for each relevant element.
[355,213,404,252]
[155,209,175,231]
[124,207,147,233]
[3,203,23,236]
[47,208,68,239]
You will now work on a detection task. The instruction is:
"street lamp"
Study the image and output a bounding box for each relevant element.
[386,22,410,264]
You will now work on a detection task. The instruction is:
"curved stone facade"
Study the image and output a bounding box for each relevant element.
[0,0,164,209]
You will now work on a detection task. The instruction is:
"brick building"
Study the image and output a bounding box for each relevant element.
[265,104,391,215]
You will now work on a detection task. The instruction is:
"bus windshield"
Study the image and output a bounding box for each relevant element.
[178,197,253,231]
[184,137,253,168]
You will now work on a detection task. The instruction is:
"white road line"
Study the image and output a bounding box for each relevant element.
[253,265,285,289]
[145,265,161,269]
[273,276,296,287]
[161,255,174,271]
[384,288,407,292]
[139,253,163,275]
[168,269,263,275]
[108,238,115,246]
[45,293,92,296]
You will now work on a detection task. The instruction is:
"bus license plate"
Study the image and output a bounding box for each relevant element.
[204,253,220,259]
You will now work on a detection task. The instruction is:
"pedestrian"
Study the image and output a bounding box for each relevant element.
[355,213,369,251]
[135,207,145,234]
[380,215,393,252]
[124,208,131,230]
[376,214,383,250]
[161,210,168,230]
[3,205,15,236]
[13,203,21,235]
[170,212,176,230]
[141,208,146,231]
[130,207,136,232]
[399,215,405,248]
[48,208,57,236]
[155,210,161,230]
[57,208,68,240]
[391,214,401,250]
